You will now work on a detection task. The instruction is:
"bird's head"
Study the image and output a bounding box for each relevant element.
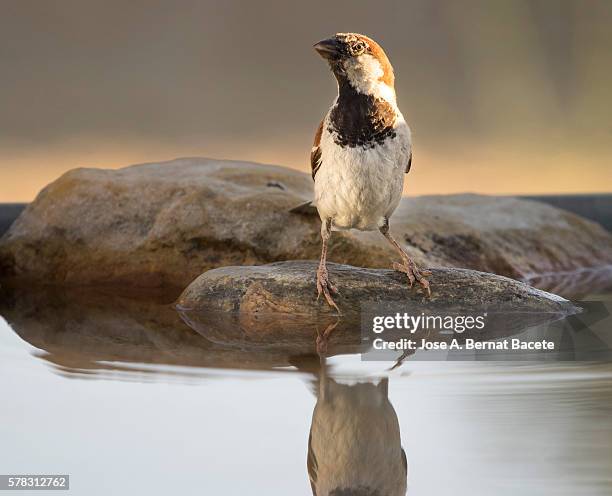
[314,33,395,102]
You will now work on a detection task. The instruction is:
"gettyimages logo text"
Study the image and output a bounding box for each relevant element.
[372,312,487,334]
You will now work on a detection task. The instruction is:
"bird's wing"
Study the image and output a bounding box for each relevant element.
[405,151,412,174]
[311,120,324,180]
[307,431,318,495]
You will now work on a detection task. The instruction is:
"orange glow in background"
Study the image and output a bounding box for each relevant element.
[2,1,611,202]
[1,137,610,202]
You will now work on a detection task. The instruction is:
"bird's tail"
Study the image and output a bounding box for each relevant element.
[289,201,318,216]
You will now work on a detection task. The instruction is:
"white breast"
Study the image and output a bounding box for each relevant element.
[314,112,411,231]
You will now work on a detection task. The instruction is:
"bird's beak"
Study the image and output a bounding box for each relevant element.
[313,38,341,60]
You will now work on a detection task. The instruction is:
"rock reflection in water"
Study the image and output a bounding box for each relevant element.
[178,299,579,360]
[306,359,407,496]
[0,286,338,378]
[0,275,600,382]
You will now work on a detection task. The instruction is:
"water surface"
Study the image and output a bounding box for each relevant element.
[0,282,611,495]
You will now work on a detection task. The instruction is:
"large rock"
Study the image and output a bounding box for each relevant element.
[1,158,611,293]
[176,261,579,352]
[0,158,321,290]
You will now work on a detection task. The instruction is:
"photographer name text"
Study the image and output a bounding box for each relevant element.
[372,338,555,351]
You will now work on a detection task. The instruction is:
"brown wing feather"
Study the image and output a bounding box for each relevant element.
[307,431,318,495]
[311,120,324,181]
[405,151,412,174]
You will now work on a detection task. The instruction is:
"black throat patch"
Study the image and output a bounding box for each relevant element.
[328,78,397,148]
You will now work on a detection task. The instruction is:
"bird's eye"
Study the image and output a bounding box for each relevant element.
[350,41,366,56]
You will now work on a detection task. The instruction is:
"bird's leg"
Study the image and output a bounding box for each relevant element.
[379,218,432,297]
[316,218,340,313]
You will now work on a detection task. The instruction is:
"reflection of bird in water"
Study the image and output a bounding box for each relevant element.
[306,359,407,495]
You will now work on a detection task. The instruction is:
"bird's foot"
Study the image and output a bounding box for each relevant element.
[393,258,432,297]
[388,347,417,371]
[315,320,339,356]
[316,265,341,313]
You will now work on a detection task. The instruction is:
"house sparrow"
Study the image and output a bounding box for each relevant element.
[310,33,431,311]
[307,371,408,496]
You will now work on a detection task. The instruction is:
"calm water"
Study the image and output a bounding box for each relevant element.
[0,283,611,495]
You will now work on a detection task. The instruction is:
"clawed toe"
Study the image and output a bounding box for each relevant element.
[393,260,432,297]
[392,261,415,286]
[325,280,339,296]
[316,268,341,313]
[418,277,432,298]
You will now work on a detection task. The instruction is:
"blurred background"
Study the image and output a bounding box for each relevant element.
[1,0,611,202]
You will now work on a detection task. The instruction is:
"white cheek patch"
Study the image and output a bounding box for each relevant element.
[343,54,396,104]
[345,54,384,84]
